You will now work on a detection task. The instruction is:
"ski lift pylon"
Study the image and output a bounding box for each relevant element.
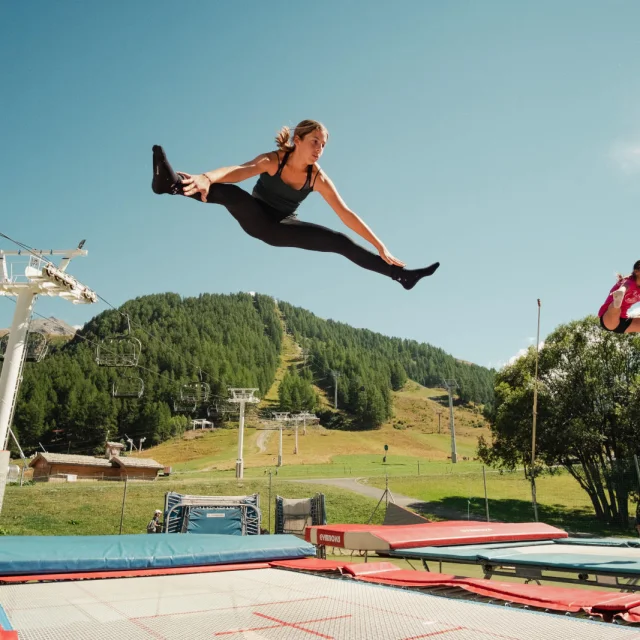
[95,315,142,367]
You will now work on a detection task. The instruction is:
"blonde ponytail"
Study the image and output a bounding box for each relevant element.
[275,126,296,152]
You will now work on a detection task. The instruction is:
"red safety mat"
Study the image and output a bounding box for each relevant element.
[620,606,640,624]
[269,558,345,572]
[306,521,567,550]
[0,562,270,583]
[304,521,472,542]
[342,561,405,576]
[272,559,640,622]
[352,569,640,620]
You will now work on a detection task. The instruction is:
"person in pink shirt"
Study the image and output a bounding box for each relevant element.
[598,260,640,333]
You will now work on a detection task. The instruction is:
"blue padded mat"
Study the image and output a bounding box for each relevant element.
[390,540,554,561]
[391,541,640,575]
[0,533,314,575]
[557,537,640,548]
[185,508,243,535]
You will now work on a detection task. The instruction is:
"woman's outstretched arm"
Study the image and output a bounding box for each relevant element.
[181,153,276,201]
[314,170,405,267]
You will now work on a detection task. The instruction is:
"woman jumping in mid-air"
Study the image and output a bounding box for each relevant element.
[598,260,640,333]
[152,119,439,290]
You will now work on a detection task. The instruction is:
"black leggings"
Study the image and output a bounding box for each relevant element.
[188,184,396,279]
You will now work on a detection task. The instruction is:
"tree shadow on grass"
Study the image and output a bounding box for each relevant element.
[405,496,637,538]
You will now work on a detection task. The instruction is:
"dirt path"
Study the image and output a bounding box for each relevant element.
[255,429,271,454]
[291,477,466,520]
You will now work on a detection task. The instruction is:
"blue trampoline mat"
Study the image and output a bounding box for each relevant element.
[558,537,640,548]
[391,538,640,575]
[0,533,314,576]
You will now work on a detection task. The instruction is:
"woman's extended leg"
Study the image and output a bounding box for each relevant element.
[262,217,439,290]
[601,288,626,330]
[152,146,183,195]
[152,145,276,238]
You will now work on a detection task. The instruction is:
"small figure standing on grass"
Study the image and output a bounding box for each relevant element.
[147,509,163,534]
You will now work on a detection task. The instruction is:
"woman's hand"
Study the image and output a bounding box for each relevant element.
[179,172,211,202]
[378,245,405,267]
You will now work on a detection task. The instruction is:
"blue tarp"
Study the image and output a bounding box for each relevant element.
[185,508,243,535]
[0,534,314,576]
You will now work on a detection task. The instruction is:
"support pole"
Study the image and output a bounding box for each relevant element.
[531,298,541,522]
[268,470,272,533]
[0,450,9,514]
[272,412,289,468]
[0,244,95,514]
[442,379,458,463]
[118,477,128,534]
[236,401,246,479]
[229,388,260,480]
[0,290,36,450]
[483,466,490,522]
[331,371,341,409]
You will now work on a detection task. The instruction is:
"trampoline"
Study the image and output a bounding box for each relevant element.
[3,526,640,637]
[390,535,640,591]
[2,565,640,639]
[305,520,640,592]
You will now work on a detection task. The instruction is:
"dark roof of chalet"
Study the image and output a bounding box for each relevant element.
[29,453,112,468]
[111,456,164,469]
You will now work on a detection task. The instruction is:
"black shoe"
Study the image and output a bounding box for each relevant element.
[152,145,183,195]
[393,262,440,290]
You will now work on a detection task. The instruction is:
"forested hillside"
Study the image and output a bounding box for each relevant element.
[4,292,494,456]
[9,293,281,455]
[279,302,495,428]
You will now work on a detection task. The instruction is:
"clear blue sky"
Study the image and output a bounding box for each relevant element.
[2,1,639,369]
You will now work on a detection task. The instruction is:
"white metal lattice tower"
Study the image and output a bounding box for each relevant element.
[0,244,96,512]
[228,388,260,478]
[442,379,458,463]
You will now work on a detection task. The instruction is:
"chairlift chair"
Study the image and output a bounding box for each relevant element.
[0,331,49,363]
[180,381,210,404]
[95,315,142,367]
[112,375,144,399]
[96,335,142,367]
[207,403,222,419]
[26,331,49,362]
[173,398,197,414]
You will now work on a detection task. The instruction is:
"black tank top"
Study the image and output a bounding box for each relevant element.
[252,152,315,215]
